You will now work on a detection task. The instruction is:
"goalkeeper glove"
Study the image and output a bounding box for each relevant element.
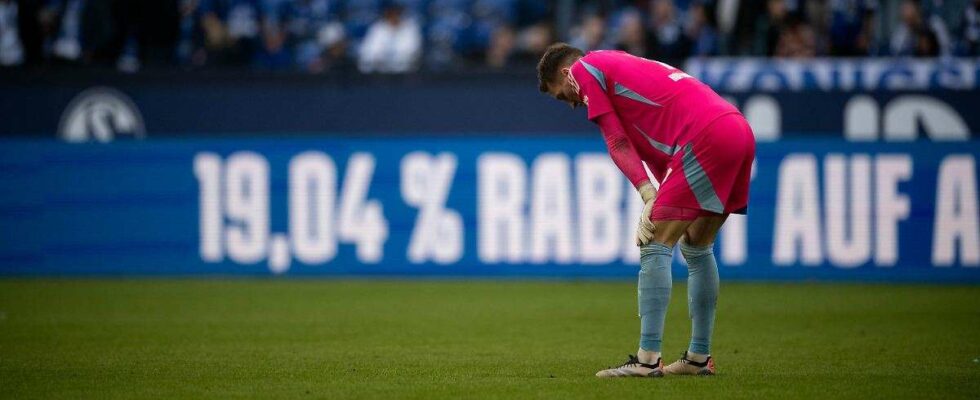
[635,182,657,246]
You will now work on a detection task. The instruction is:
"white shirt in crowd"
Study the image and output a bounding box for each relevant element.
[0,1,24,66]
[357,17,421,73]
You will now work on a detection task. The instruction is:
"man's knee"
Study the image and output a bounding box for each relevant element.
[683,214,728,248]
[650,220,692,247]
[682,232,716,248]
[679,237,714,263]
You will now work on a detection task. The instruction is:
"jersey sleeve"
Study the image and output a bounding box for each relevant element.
[596,113,649,189]
[570,60,614,121]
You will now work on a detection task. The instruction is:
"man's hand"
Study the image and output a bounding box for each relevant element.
[636,182,657,246]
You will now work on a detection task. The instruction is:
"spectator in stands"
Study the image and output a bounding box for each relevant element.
[199,0,264,66]
[43,0,85,64]
[271,0,347,73]
[474,0,550,69]
[470,0,518,68]
[921,0,963,54]
[0,0,49,67]
[318,21,350,72]
[685,1,719,57]
[774,14,816,57]
[828,0,876,56]
[485,24,516,68]
[891,0,948,56]
[5,0,978,73]
[357,1,421,73]
[255,1,291,70]
[961,0,980,55]
[424,0,469,70]
[649,0,690,63]
[177,0,202,66]
[615,8,655,58]
[761,0,788,56]
[75,0,117,66]
[922,0,953,56]
[47,0,178,71]
[514,20,553,62]
[914,24,941,56]
[343,0,382,47]
[512,0,552,59]
[569,12,611,52]
[0,0,24,66]
[799,0,830,54]
[479,0,550,68]
[721,0,768,55]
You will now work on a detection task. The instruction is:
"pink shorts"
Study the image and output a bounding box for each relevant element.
[651,113,755,221]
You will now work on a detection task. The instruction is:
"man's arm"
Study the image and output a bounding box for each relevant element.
[595,112,657,245]
[596,112,654,198]
[571,59,652,199]
[570,59,656,242]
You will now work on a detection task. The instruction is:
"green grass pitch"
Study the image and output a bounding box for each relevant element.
[1,279,978,399]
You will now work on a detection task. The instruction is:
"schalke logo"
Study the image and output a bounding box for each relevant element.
[58,87,146,142]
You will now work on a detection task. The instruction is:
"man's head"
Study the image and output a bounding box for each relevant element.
[537,43,585,108]
[900,0,922,27]
[381,1,405,25]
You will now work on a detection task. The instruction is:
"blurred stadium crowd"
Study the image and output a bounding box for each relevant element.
[0,0,977,73]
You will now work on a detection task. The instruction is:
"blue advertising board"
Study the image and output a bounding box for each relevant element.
[1,137,978,282]
[684,58,979,92]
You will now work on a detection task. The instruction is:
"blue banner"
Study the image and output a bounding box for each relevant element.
[684,58,979,92]
[1,137,978,282]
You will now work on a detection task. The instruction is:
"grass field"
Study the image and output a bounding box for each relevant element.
[1,279,978,399]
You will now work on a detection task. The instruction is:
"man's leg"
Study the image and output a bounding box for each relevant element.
[666,214,727,375]
[637,220,691,359]
[596,219,690,378]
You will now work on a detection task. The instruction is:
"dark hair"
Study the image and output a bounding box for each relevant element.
[537,43,584,93]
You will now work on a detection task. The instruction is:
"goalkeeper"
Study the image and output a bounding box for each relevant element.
[537,44,756,377]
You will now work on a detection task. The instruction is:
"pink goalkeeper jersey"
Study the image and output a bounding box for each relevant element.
[569,50,739,182]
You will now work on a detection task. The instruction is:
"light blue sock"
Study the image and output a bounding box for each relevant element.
[638,242,673,352]
[681,241,719,355]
